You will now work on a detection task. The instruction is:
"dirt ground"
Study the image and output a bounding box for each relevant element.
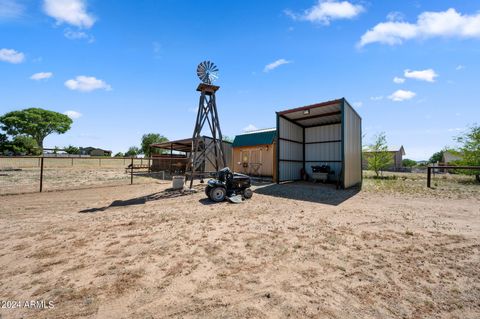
[0,179,479,319]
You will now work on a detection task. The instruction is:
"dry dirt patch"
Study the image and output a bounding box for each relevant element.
[0,181,479,318]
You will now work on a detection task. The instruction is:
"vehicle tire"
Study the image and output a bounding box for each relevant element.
[243,188,253,199]
[205,185,213,198]
[209,187,227,202]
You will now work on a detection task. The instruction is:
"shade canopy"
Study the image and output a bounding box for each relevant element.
[277,99,343,127]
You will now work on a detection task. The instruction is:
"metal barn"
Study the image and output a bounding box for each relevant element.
[276,98,362,188]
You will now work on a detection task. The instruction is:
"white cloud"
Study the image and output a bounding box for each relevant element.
[0,48,24,63]
[287,0,364,25]
[447,127,465,132]
[64,76,111,92]
[63,28,94,42]
[404,69,438,82]
[264,59,292,72]
[359,8,480,47]
[352,101,363,108]
[393,76,405,84]
[455,64,465,70]
[370,96,383,101]
[153,41,161,58]
[64,110,82,119]
[0,0,25,19]
[243,124,258,132]
[388,89,416,102]
[43,0,95,28]
[30,72,53,80]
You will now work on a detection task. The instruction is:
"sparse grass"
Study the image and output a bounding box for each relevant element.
[362,170,479,199]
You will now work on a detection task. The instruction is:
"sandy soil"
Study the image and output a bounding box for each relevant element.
[0,168,160,195]
[0,181,479,319]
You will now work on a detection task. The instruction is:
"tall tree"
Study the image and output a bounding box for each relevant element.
[125,146,140,157]
[364,132,393,177]
[11,135,41,155]
[0,108,72,150]
[64,145,80,155]
[456,124,480,181]
[429,151,443,163]
[141,133,168,157]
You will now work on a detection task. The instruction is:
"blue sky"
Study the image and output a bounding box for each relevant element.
[1,0,479,160]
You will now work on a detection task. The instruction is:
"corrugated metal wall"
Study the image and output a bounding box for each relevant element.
[278,116,303,181]
[204,138,233,172]
[343,102,362,188]
[305,123,342,177]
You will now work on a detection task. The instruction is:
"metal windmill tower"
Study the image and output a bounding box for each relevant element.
[187,61,226,188]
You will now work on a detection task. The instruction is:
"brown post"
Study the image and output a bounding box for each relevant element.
[40,157,44,192]
[427,167,431,188]
[99,158,101,167]
[71,158,74,166]
[130,157,134,185]
[170,144,173,173]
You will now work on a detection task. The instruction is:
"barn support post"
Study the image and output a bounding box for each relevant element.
[130,157,134,185]
[39,156,44,192]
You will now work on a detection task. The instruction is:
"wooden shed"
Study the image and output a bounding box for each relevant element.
[232,128,276,179]
[276,98,362,188]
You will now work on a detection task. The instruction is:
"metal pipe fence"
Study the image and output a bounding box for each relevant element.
[0,156,171,195]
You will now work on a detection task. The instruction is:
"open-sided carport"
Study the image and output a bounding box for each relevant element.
[276,98,362,188]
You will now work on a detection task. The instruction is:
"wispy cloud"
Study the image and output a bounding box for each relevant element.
[455,65,465,71]
[388,89,416,102]
[243,124,258,132]
[153,41,161,59]
[393,76,405,84]
[43,0,95,28]
[352,101,363,108]
[65,75,111,92]
[264,59,292,72]
[370,96,383,101]
[0,48,24,63]
[359,8,480,47]
[404,69,438,82]
[64,110,82,119]
[64,28,94,42]
[0,0,25,20]
[286,0,364,25]
[30,72,53,80]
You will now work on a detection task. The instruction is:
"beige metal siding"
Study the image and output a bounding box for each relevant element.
[278,117,303,181]
[343,102,362,188]
[305,123,341,177]
[204,138,232,172]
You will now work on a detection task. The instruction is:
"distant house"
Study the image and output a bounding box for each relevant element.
[441,151,463,165]
[79,147,112,157]
[363,146,406,171]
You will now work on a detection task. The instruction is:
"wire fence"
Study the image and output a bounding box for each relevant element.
[0,156,173,195]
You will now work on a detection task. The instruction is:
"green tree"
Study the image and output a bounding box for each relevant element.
[125,146,140,157]
[0,108,72,150]
[364,132,393,177]
[429,151,443,163]
[114,152,124,157]
[64,145,80,154]
[11,135,41,155]
[402,159,417,168]
[456,124,480,181]
[141,133,168,157]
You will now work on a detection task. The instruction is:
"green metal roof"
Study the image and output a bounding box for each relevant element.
[233,129,276,148]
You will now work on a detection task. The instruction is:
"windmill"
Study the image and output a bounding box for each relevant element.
[187,61,226,188]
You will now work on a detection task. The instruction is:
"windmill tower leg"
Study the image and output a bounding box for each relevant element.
[188,83,226,189]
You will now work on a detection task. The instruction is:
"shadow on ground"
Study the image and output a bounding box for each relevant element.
[79,184,203,213]
[253,181,360,206]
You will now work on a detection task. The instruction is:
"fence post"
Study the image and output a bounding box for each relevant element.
[130,157,134,185]
[71,158,74,166]
[427,167,431,188]
[99,158,101,167]
[40,157,44,192]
